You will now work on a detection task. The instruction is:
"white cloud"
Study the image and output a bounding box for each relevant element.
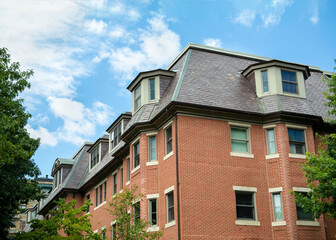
[232,9,256,27]
[27,125,58,147]
[108,14,181,85]
[261,14,281,27]
[109,26,127,39]
[84,19,107,34]
[203,38,222,48]
[110,2,141,21]
[309,0,319,25]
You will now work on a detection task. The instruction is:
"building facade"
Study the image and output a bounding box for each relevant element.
[39,44,336,239]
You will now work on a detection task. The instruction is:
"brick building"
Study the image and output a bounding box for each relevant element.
[38,43,336,239]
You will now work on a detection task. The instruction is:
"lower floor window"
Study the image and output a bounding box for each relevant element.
[149,199,157,226]
[272,193,284,221]
[134,202,140,223]
[296,192,314,221]
[235,191,256,220]
[95,181,106,207]
[167,192,174,222]
[112,223,116,240]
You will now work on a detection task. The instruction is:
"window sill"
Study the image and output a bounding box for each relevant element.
[296,220,320,226]
[266,153,279,159]
[165,220,176,229]
[272,221,286,226]
[146,161,158,166]
[119,189,123,193]
[126,181,130,186]
[147,226,159,232]
[289,153,306,159]
[230,152,254,158]
[235,220,260,226]
[131,165,140,174]
[164,151,173,160]
[93,201,106,211]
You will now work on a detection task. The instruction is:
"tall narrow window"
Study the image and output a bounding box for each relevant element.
[133,142,140,168]
[231,127,250,153]
[262,70,269,92]
[134,85,141,110]
[266,128,276,154]
[165,126,173,155]
[288,129,306,154]
[148,136,157,161]
[134,202,140,223]
[166,192,174,223]
[95,188,98,207]
[95,181,106,207]
[112,123,122,149]
[120,167,123,190]
[149,78,155,100]
[111,223,116,240]
[282,70,297,94]
[86,194,90,213]
[113,173,117,194]
[235,191,255,220]
[127,158,130,181]
[90,145,100,169]
[272,193,284,221]
[149,199,157,226]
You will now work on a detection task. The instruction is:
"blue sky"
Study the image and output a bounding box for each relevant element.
[0,0,335,177]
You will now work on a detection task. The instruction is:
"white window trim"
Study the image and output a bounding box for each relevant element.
[147,226,160,232]
[230,152,254,158]
[111,220,116,225]
[228,122,251,128]
[269,187,283,193]
[296,220,320,226]
[131,136,140,146]
[272,221,286,226]
[131,165,140,174]
[263,124,276,129]
[235,220,260,226]
[126,181,130,186]
[229,123,253,156]
[287,125,308,157]
[164,124,173,157]
[285,124,307,130]
[146,131,158,136]
[164,151,174,160]
[93,201,106,211]
[148,134,157,162]
[146,161,158,166]
[94,179,107,208]
[165,220,176,229]
[269,188,285,224]
[164,185,175,194]
[289,153,306,159]
[109,121,123,153]
[162,120,173,130]
[147,193,159,199]
[132,140,140,170]
[233,186,257,192]
[266,153,279,159]
[292,187,312,192]
[89,144,101,171]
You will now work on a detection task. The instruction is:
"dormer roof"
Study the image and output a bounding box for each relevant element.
[51,158,75,176]
[87,135,109,153]
[106,112,132,133]
[242,59,311,79]
[127,69,176,92]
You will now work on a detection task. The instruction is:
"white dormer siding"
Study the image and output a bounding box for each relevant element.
[242,60,310,99]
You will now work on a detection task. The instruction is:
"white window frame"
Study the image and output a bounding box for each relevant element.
[264,125,279,159]
[261,69,269,93]
[149,78,156,101]
[233,186,260,226]
[269,187,286,226]
[132,139,140,173]
[164,122,173,160]
[281,69,298,94]
[147,132,158,165]
[89,144,101,170]
[109,121,123,153]
[134,84,142,111]
[229,122,254,158]
[164,185,175,228]
[94,179,107,210]
[147,194,159,231]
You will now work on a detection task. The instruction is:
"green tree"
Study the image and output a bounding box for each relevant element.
[107,185,163,240]
[294,64,336,225]
[16,199,102,240]
[0,47,41,239]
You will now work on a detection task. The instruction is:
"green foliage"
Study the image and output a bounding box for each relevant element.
[294,134,336,219]
[323,62,336,124]
[0,47,41,239]
[16,199,102,240]
[107,185,163,240]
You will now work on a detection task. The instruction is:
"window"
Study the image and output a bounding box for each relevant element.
[148,136,157,161]
[133,142,140,168]
[120,167,123,190]
[272,193,284,221]
[166,192,174,223]
[266,128,277,154]
[282,70,297,94]
[90,145,100,169]
[95,181,106,207]
[111,223,116,240]
[262,70,269,92]
[149,199,158,226]
[165,126,173,155]
[134,202,140,223]
[149,78,155,100]
[134,85,141,110]
[111,123,122,149]
[113,173,117,195]
[86,194,90,213]
[288,129,305,154]
[127,158,130,181]
[235,191,256,220]
[231,127,250,153]
[295,192,314,221]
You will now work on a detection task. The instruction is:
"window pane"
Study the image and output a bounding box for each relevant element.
[120,168,123,190]
[127,158,130,181]
[281,70,296,83]
[231,128,247,140]
[236,192,255,220]
[149,199,157,225]
[150,79,155,100]
[134,202,140,223]
[231,140,248,152]
[296,192,314,221]
[134,142,140,167]
[149,136,156,161]
[262,71,269,92]
[166,126,172,154]
[167,192,174,222]
[267,129,276,154]
[273,193,283,221]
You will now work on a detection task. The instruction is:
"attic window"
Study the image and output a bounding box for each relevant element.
[111,122,122,149]
[149,78,155,100]
[281,70,297,94]
[90,145,100,169]
[134,85,141,110]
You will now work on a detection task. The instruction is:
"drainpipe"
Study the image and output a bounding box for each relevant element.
[175,115,181,240]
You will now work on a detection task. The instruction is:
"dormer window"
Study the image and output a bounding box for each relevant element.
[261,70,269,93]
[90,145,100,169]
[111,122,122,149]
[134,85,141,111]
[281,70,297,94]
[149,78,155,100]
[53,168,62,190]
